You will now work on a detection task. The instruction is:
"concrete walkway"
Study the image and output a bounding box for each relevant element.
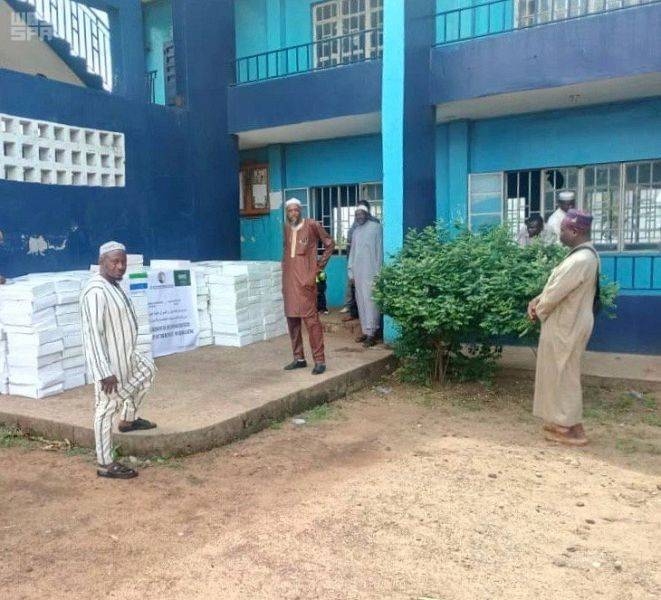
[0,331,395,456]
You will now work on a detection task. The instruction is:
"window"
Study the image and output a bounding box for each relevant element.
[239,163,269,216]
[312,0,383,69]
[469,160,661,251]
[515,0,651,28]
[624,160,661,250]
[288,182,383,255]
[583,163,620,250]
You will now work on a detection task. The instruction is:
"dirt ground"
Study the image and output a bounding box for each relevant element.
[1,372,660,600]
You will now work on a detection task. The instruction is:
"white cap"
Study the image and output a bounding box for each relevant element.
[355,205,369,214]
[558,190,576,202]
[285,198,301,208]
[99,241,126,257]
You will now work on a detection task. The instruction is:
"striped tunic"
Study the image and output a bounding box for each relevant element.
[80,274,154,400]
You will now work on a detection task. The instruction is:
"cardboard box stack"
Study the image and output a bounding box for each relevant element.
[194,261,286,347]
[194,267,213,347]
[0,279,64,398]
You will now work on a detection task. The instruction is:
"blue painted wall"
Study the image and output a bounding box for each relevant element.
[0,0,240,277]
[240,134,383,307]
[143,0,173,106]
[235,0,320,57]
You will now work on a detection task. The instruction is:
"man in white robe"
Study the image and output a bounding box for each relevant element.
[546,190,576,242]
[527,210,599,446]
[81,241,156,478]
[348,205,383,347]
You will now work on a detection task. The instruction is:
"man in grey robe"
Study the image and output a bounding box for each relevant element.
[527,210,599,446]
[348,204,383,347]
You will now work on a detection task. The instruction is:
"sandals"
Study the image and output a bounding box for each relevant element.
[118,417,157,433]
[97,462,138,479]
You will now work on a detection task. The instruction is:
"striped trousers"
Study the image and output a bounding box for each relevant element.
[93,353,156,466]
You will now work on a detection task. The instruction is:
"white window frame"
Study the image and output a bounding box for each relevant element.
[515,0,650,29]
[311,0,383,69]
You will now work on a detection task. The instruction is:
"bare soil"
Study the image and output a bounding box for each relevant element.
[1,372,660,600]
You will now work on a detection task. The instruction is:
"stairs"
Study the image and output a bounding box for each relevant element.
[5,0,111,91]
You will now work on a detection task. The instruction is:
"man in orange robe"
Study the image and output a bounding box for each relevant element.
[282,198,335,375]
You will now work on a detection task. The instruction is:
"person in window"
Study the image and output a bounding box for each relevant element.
[282,198,335,375]
[546,190,576,242]
[340,200,380,322]
[348,205,383,348]
[517,214,553,247]
[527,210,599,447]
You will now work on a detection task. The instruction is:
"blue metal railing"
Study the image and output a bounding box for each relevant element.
[234,28,383,85]
[23,0,112,89]
[435,0,658,46]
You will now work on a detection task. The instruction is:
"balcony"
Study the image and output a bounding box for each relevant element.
[435,0,658,46]
[431,1,661,119]
[228,29,383,147]
[233,28,383,85]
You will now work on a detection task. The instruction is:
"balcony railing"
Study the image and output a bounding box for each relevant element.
[234,28,383,85]
[435,0,658,46]
[23,0,112,89]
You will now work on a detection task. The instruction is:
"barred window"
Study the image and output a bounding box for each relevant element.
[312,0,383,69]
[624,160,661,250]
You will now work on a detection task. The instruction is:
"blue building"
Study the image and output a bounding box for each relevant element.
[0,0,659,355]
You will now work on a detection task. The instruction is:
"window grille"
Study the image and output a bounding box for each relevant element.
[542,167,579,219]
[515,0,650,28]
[312,0,383,69]
[583,163,620,250]
[469,160,661,251]
[623,160,661,250]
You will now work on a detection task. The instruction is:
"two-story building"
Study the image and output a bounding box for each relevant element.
[0,0,659,355]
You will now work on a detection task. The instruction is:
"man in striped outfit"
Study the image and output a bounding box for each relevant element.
[81,241,156,479]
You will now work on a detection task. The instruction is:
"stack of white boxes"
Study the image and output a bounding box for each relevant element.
[54,273,88,390]
[263,262,287,339]
[0,280,64,398]
[194,267,213,347]
[194,261,286,347]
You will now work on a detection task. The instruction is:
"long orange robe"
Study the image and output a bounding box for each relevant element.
[282,219,334,317]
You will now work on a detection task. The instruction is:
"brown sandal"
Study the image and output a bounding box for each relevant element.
[97,462,138,479]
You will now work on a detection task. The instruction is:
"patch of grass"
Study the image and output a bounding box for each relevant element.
[449,395,485,412]
[0,425,32,449]
[303,403,338,423]
[615,437,661,455]
[584,389,659,425]
[268,419,284,430]
[642,413,661,428]
[65,446,92,458]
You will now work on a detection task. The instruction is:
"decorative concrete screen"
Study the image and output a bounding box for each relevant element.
[0,112,125,187]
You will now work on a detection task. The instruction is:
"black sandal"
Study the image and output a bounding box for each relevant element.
[97,462,138,479]
[118,417,157,433]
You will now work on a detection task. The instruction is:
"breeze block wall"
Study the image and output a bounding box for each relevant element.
[0,112,126,187]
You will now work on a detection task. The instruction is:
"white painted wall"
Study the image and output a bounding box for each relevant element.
[0,0,83,86]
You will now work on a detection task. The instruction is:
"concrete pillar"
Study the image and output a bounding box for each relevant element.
[382,0,436,258]
[382,0,436,341]
[172,0,240,260]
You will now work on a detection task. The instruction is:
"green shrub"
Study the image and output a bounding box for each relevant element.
[374,223,618,385]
